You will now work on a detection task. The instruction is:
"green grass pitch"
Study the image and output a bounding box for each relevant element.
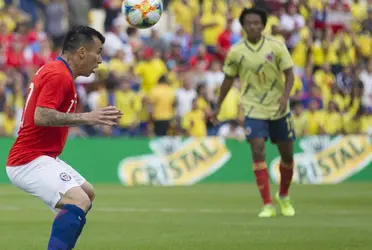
[0,183,371,250]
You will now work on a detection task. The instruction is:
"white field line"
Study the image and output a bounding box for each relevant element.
[0,205,370,215]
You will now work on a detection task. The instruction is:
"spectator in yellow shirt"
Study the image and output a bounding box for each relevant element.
[320,101,343,135]
[355,30,372,63]
[350,0,368,32]
[229,0,253,19]
[304,99,324,135]
[200,3,226,53]
[314,63,335,89]
[170,0,199,35]
[0,105,16,137]
[291,101,308,138]
[182,98,207,137]
[149,76,176,136]
[217,83,241,124]
[203,0,227,15]
[311,30,326,69]
[134,49,167,94]
[114,80,141,137]
[343,103,369,135]
[196,84,212,117]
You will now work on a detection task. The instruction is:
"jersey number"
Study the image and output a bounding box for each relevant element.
[20,82,35,128]
[67,99,76,113]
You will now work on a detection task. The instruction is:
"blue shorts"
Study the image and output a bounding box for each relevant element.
[244,113,295,143]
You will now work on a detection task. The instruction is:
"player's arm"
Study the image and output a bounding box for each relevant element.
[283,68,295,98]
[215,76,235,111]
[215,49,238,113]
[35,106,122,127]
[34,73,122,127]
[277,43,295,114]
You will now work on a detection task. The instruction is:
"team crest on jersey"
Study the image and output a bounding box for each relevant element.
[266,52,274,62]
[245,127,252,136]
[60,172,72,181]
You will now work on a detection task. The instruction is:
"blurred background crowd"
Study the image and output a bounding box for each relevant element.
[0,0,371,140]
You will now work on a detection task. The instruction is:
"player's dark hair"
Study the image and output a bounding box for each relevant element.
[239,7,268,27]
[62,26,105,54]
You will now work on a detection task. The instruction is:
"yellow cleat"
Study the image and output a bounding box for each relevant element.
[275,193,295,217]
[258,204,277,218]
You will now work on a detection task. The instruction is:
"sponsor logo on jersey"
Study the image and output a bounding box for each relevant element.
[60,172,72,181]
[118,137,231,186]
[269,136,372,184]
[245,126,252,136]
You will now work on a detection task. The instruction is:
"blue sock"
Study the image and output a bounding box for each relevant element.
[48,204,86,250]
[69,204,92,249]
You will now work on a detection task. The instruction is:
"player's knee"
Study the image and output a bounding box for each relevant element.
[64,187,92,212]
[87,189,96,202]
[250,141,265,161]
[74,197,92,212]
[81,182,95,202]
[281,155,294,165]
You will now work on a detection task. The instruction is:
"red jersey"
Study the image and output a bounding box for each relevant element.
[7,57,77,166]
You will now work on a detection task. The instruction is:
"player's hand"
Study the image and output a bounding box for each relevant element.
[278,95,289,115]
[210,109,220,126]
[87,106,123,126]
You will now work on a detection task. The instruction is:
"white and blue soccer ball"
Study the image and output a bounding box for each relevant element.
[122,0,163,29]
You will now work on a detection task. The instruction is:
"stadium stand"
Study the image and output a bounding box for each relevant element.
[0,0,371,138]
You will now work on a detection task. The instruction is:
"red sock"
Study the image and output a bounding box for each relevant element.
[253,161,272,205]
[279,161,294,197]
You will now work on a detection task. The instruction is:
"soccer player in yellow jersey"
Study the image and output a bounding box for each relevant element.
[212,8,296,218]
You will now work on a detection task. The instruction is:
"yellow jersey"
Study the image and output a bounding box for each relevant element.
[290,75,303,96]
[202,0,227,15]
[357,33,372,58]
[304,110,325,135]
[292,113,307,137]
[182,109,207,137]
[292,40,308,69]
[200,12,226,46]
[149,84,176,121]
[311,41,325,67]
[134,59,167,94]
[230,0,253,18]
[115,90,141,128]
[322,111,343,135]
[223,36,294,120]
[169,0,199,34]
[6,93,24,110]
[217,87,240,122]
[137,91,150,123]
[197,97,210,112]
[3,115,16,136]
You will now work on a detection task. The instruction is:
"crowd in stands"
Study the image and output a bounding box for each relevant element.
[0,0,371,139]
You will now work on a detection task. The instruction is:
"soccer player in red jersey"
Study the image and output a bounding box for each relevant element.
[6,26,122,249]
[212,8,296,218]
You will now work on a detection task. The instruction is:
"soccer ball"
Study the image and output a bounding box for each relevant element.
[122,0,163,29]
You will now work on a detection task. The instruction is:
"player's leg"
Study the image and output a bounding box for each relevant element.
[269,113,296,216]
[6,156,90,250]
[50,186,91,250]
[244,117,276,218]
[57,158,95,209]
[80,182,95,202]
[57,159,95,248]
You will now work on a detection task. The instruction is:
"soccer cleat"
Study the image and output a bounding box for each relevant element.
[258,204,277,218]
[275,193,295,217]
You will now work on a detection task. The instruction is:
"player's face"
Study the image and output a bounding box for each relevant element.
[80,37,103,77]
[243,14,264,40]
